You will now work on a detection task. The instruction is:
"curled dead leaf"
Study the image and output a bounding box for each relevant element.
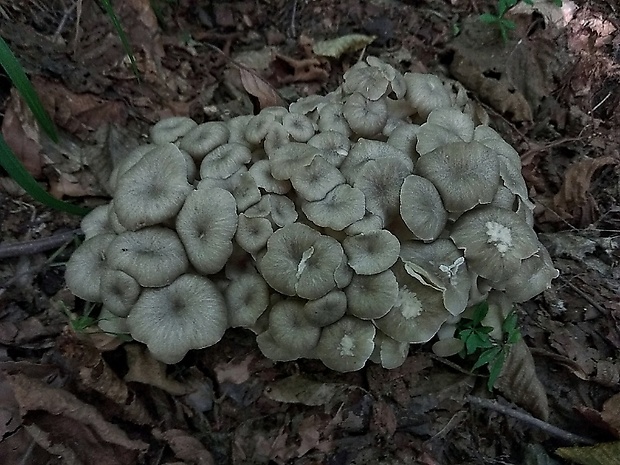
[239,67,287,111]
[312,34,377,58]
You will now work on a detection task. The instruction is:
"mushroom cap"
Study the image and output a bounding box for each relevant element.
[107,144,155,192]
[256,330,303,362]
[235,214,273,254]
[343,230,400,275]
[344,213,384,236]
[127,274,227,364]
[65,233,115,302]
[259,223,342,299]
[343,92,388,137]
[386,124,420,160]
[369,331,410,369]
[340,139,412,184]
[106,227,189,287]
[268,299,321,354]
[344,270,399,319]
[80,204,114,240]
[269,142,318,181]
[100,269,141,317]
[176,186,238,275]
[226,271,270,328]
[307,131,350,167]
[244,194,298,227]
[403,73,452,120]
[431,337,464,357]
[282,112,316,142]
[150,116,197,145]
[450,206,540,283]
[317,103,351,136]
[97,307,130,335]
[315,316,376,372]
[399,174,448,241]
[289,155,346,201]
[374,270,451,343]
[414,141,500,215]
[114,143,193,230]
[400,239,471,316]
[248,159,291,194]
[199,143,252,180]
[178,121,230,162]
[302,184,366,230]
[415,108,475,156]
[342,57,405,100]
[500,245,559,302]
[245,112,278,145]
[302,290,347,327]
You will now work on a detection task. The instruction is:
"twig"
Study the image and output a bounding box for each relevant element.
[466,395,596,445]
[0,229,82,259]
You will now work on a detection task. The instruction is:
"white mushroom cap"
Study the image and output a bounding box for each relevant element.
[315,316,376,372]
[107,144,155,192]
[343,230,400,275]
[301,184,366,230]
[80,204,114,240]
[127,274,228,364]
[268,300,321,354]
[199,143,252,180]
[343,92,388,137]
[176,186,238,275]
[150,116,197,145]
[106,227,189,287]
[114,143,193,231]
[178,122,230,162]
[302,290,347,327]
[399,174,448,241]
[403,73,452,120]
[65,234,115,302]
[415,108,475,155]
[344,270,399,319]
[100,269,141,317]
[450,206,540,283]
[414,141,500,215]
[226,271,269,328]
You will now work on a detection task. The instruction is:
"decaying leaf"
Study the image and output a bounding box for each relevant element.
[124,344,193,395]
[214,355,255,385]
[312,34,377,58]
[153,428,215,465]
[495,338,550,420]
[556,441,620,465]
[239,67,287,110]
[264,375,347,406]
[601,393,620,437]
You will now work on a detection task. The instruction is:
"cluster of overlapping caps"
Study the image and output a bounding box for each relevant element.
[65,57,558,371]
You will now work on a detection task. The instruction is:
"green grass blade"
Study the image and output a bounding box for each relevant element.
[99,0,141,80]
[0,37,58,142]
[0,135,90,216]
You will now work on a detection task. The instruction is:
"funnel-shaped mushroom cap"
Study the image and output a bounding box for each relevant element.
[387,124,420,160]
[199,143,252,180]
[106,227,189,287]
[501,245,559,302]
[345,213,384,236]
[340,139,412,184]
[315,316,376,372]
[226,272,269,328]
[415,108,475,155]
[399,174,448,241]
[65,234,115,302]
[248,159,291,194]
[256,330,303,362]
[268,300,321,354]
[244,194,298,227]
[269,142,318,180]
[302,290,347,327]
[317,103,351,136]
[343,93,388,137]
[450,206,540,283]
[345,270,399,319]
[80,204,114,240]
[235,214,273,254]
[307,131,350,167]
[98,307,130,335]
[404,73,452,120]
[150,116,197,145]
[400,239,470,316]
[259,224,343,299]
[369,331,410,369]
[107,145,155,192]
[178,122,230,162]
[176,186,237,275]
[302,184,366,230]
[343,230,400,275]
[290,156,346,202]
[282,112,315,142]
[100,269,141,317]
[374,270,451,343]
[414,141,500,214]
[114,143,193,230]
[127,274,227,364]
[342,57,405,100]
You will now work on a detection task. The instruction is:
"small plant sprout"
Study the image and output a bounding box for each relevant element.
[457,301,521,390]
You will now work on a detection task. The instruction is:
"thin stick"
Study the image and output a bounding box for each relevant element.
[466,395,596,445]
[0,229,82,259]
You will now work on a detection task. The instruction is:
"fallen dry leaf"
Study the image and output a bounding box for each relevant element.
[153,428,215,465]
[214,354,255,384]
[124,344,193,395]
[556,440,620,465]
[601,393,620,437]
[272,54,329,85]
[239,66,287,111]
[264,374,347,406]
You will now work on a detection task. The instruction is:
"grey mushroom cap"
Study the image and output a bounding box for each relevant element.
[256,330,303,362]
[65,234,115,302]
[500,245,559,302]
[176,186,238,275]
[127,274,228,364]
[282,112,316,142]
[179,122,230,162]
[450,206,540,283]
[414,141,500,215]
[315,316,376,372]
[114,143,193,231]
[107,144,155,192]
[106,227,189,287]
[244,194,298,227]
[343,92,388,137]
[235,214,273,254]
[343,230,400,275]
[199,143,252,180]
[80,204,114,240]
[97,307,130,335]
[344,270,399,320]
[307,131,350,167]
[269,142,319,181]
[268,299,321,354]
[301,184,366,230]
[226,272,270,328]
[302,290,347,327]
[403,73,452,120]
[150,116,197,145]
[248,159,291,194]
[399,174,448,241]
[415,108,475,156]
[369,331,410,369]
[289,155,346,202]
[100,269,141,317]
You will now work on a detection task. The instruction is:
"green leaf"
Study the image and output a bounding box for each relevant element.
[502,311,518,334]
[70,316,97,332]
[522,0,535,5]
[472,346,502,370]
[487,348,508,390]
[498,0,518,16]
[480,13,500,24]
[501,19,517,30]
[98,0,141,80]
[471,301,489,325]
[551,0,563,6]
[0,135,91,216]
[0,37,58,142]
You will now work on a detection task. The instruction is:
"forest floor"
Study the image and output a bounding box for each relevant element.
[0,0,619,464]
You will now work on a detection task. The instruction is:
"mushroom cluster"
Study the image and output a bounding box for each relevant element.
[66,57,558,370]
